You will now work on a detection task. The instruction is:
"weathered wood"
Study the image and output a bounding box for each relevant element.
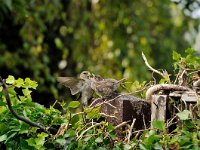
[151,95,168,127]
[90,94,151,131]
[181,92,199,102]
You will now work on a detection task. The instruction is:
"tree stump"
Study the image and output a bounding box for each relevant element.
[90,94,151,130]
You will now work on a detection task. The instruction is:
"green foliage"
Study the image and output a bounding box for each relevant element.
[0,58,200,149]
[173,48,200,70]
[0,0,197,103]
[177,110,191,120]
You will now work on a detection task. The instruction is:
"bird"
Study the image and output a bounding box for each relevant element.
[57,71,94,108]
[90,74,126,97]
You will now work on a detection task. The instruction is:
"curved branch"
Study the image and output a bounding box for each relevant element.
[142,52,168,79]
[146,84,192,103]
[0,77,47,132]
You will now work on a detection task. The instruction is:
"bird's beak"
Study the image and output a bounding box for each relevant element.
[89,73,95,78]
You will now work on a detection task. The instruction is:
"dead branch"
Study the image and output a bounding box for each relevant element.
[114,121,129,130]
[193,79,200,87]
[127,119,136,143]
[0,77,47,132]
[99,113,118,119]
[53,123,68,139]
[142,52,168,79]
[146,84,192,103]
[77,122,104,140]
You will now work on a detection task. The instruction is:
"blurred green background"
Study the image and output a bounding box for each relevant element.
[0,0,200,106]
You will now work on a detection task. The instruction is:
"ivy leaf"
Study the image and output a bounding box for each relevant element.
[64,129,76,138]
[19,138,33,150]
[6,75,15,84]
[107,123,114,132]
[152,120,165,131]
[35,132,48,146]
[85,107,101,119]
[172,51,181,60]
[68,101,80,108]
[0,134,7,142]
[24,78,38,89]
[3,0,13,11]
[0,86,3,92]
[123,144,132,150]
[22,88,32,96]
[95,137,103,143]
[55,138,66,146]
[15,78,24,88]
[177,110,190,120]
[27,132,48,149]
[26,138,35,147]
[185,48,196,54]
[0,101,6,106]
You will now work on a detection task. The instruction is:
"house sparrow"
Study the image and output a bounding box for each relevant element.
[90,74,126,97]
[57,71,94,107]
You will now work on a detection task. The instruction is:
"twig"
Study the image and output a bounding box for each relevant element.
[77,122,103,140]
[99,113,118,119]
[166,115,177,128]
[52,100,58,107]
[0,77,47,132]
[142,52,166,78]
[142,115,147,129]
[72,111,85,116]
[182,99,187,110]
[127,119,136,143]
[77,121,97,135]
[114,121,129,130]
[188,70,200,76]
[173,104,181,112]
[53,123,68,139]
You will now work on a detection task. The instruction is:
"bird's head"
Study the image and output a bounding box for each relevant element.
[80,71,91,80]
[90,74,103,82]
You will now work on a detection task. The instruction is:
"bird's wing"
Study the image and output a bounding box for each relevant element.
[81,85,94,107]
[57,77,85,95]
[94,81,114,96]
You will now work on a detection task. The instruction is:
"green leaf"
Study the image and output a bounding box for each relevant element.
[97,147,107,150]
[0,101,6,106]
[152,120,165,131]
[95,137,103,143]
[35,132,48,146]
[27,132,48,149]
[65,129,76,138]
[85,107,101,119]
[108,123,114,132]
[172,51,181,60]
[177,110,191,120]
[26,138,35,147]
[19,138,34,150]
[0,86,3,92]
[3,0,12,10]
[54,37,63,49]
[153,142,163,150]
[68,101,80,108]
[185,48,196,54]
[139,144,147,150]
[0,134,7,142]
[6,75,15,84]
[15,78,24,88]
[5,132,17,142]
[22,88,32,96]
[24,78,38,89]
[55,138,66,146]
[123,144,132,150]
